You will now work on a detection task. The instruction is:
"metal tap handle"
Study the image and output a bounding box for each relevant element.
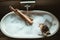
[20,0,36,4]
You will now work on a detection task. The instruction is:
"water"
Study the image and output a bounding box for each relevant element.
[3,11,46,36]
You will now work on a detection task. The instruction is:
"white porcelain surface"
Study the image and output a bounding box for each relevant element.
[0,10,59,38]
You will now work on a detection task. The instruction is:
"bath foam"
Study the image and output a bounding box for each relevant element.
[3,13,46,36]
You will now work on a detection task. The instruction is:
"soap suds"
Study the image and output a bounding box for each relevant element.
[3,13,46,36]
[2,12,57,37]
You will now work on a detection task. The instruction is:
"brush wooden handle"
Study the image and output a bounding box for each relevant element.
[9,6,33,25]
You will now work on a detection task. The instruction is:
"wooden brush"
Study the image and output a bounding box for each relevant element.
[9,6,33,25]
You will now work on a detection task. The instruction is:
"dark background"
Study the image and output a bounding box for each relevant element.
[0,0,60,40]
